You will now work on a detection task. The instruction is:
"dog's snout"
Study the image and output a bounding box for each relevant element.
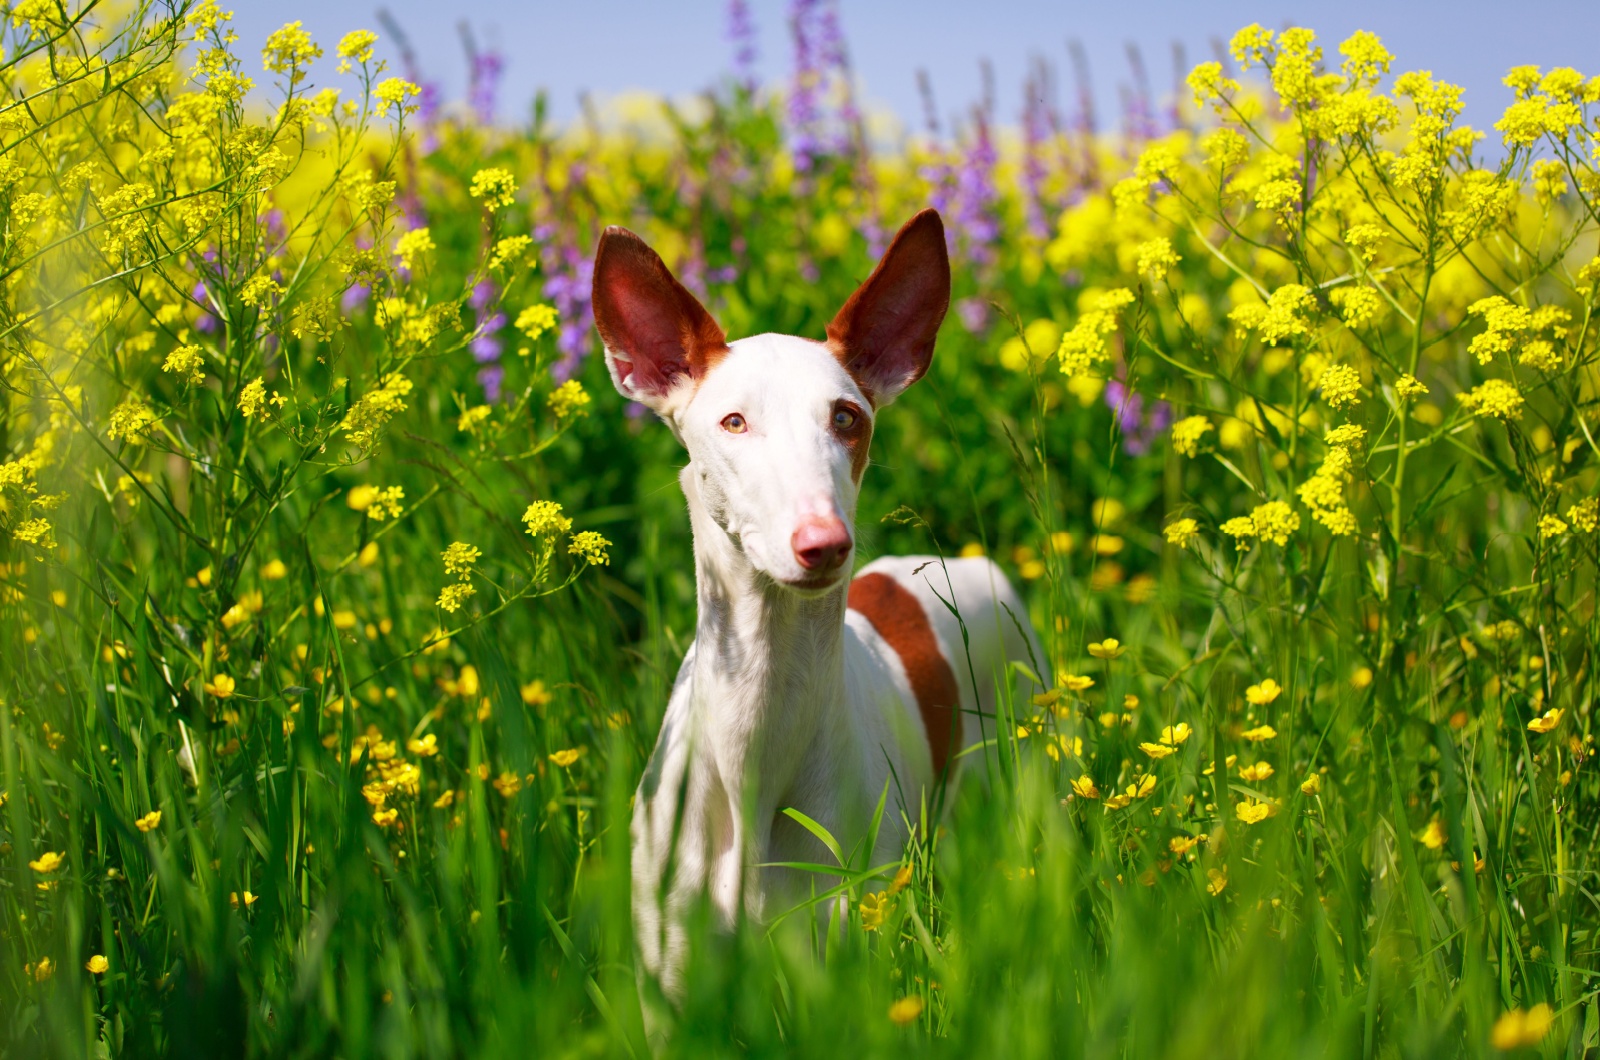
[792,517,853,572]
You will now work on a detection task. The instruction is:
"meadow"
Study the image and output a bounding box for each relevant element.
[2,1,1598,1055]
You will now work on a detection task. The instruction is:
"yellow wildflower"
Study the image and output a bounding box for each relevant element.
[1245,679,1282,706]
[1069,775,1100,799]
[1418,818,1447,849]
[522,500,572,537]
[1301,773,1323,795]
[888,996,924,1025]
[1490,1005,1554,1050]
[1170,415,1212,457]
[1087,638,1124,659]
[1527,708,1562,734]
[1236,798,1271,824]
[492,771,523,798]
[86,955,109,974]
[469,168,518,210]
[1238,761,1274,782]
[1140,742,1176,759]
[1242,725,1278,742]
[516,304,559,340]
[135,810,162,832]
[1164,518,1199,548]
[29,851,65,873]
[859,890,892,932]
[549,748,581,768]
[204,673,235,698]
[568,531,611,565]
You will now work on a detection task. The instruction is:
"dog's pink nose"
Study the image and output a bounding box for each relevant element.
[792,517,853,572]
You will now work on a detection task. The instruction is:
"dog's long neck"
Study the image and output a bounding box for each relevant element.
[681,466,850,805]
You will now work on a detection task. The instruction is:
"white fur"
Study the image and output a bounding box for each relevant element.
[625,335,1045,1012]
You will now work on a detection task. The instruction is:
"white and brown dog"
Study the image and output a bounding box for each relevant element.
[592,209,1044,1007]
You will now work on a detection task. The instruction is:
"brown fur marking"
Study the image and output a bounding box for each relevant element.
[847,572,960,779]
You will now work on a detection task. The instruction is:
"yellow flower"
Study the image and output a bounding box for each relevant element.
[1538,514,1568,539]
[1395,374,1429,399]
[86,955,109,974]
[1238,761,1274,782]
[393,227,435,271]
[371,806,399,827]
[441,541,481,577]
[135,810,162,833]
[237,378,269,419]
[1164,518,1199,548]
[888,865,914,895]
[1490,1004,1554,1049]
[1245,679,1283,706]
[1317,364,1363,409]
[204,673,235,698]
[433,790,456,809]
[522,500,573,538]
[1061,674,1094,692]
[888,996,925,1025]
[1300,773,1323,795]
[29,851,65,873]
[1134,237,1180,278]
[436,583,475,613]
[1206,867,1228,895]
[1160,723,1192,746]
[515,304,559,341]
[492,771,523,798]
[28,957,55,982]
[230,890,260,907]
[1527,708,1563,734]
[567,531,611,566]
[469,167,519,210]
[1087,638,1125,659]
[406,734,439,757]
[1418,818,1447,850]
[547,380,591,421]
[1169,835,1200,856]
[1236,798,1271,824]
[1069,775,1100,799]
[1139,742,1176,759]
[161,344,206,385]
[336,29,378,63]
[1242,725,1278,742]
[859,890,892,931]
[374,78,420,111]
[1170,415,1212,458]
[1458,379,1524,421]
[549,748,582,768]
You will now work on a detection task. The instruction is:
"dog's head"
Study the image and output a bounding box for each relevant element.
[592,210,949,593]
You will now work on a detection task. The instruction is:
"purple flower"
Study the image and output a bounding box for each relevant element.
[952,106,1000,269]
[787,0,823,174]
[1104,377,1173,456]
[477,364,504,403]
[341,283,370,313]
[467,43,504,125]
[726,0,759,92]
[955,297,989,334]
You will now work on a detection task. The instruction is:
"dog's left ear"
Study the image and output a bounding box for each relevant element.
[826,209,950,406]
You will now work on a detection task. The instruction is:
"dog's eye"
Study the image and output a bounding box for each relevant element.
[721,413,747,434]
[832,408,858,431]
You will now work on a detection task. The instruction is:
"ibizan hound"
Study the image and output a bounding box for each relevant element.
[592,209,1045,1010]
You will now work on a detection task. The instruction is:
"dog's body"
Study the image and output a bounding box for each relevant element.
[590,210,1044,1008]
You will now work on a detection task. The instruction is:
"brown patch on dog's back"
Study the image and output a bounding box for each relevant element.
[847,572,960,779]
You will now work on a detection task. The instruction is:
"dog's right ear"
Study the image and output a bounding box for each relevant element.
[592,227,727,413]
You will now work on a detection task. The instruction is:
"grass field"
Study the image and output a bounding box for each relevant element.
[2,2,1599,1056]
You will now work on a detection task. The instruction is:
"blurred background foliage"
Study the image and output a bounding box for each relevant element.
[2,1,1598,1056]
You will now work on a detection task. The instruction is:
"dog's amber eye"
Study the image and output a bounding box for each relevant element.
[832,408,858,431]
[721,413,747,434]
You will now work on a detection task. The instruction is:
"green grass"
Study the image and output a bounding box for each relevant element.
[3,5,1599,1057]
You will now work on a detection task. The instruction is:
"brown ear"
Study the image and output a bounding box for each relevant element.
[826,209,950,405]
[592,226,727,410]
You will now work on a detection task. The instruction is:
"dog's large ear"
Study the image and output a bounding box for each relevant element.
[592,226,727,413]
[826,209,950,406]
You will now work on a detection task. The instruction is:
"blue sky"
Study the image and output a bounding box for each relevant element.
[228,0,1600,135]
